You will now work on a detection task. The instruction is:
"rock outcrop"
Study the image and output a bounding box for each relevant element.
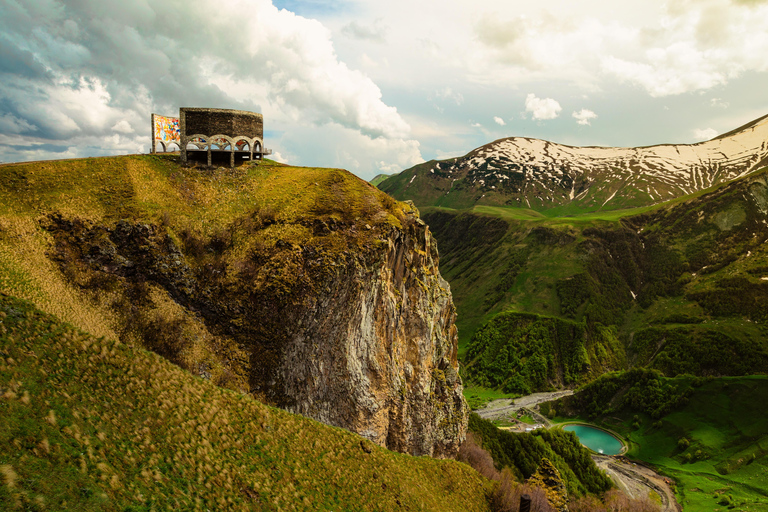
[43,172,468,458]
[278,202,467,457]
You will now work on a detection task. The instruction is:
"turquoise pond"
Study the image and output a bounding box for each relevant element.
[563,425,623,455]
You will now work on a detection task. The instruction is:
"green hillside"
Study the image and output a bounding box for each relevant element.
[370,173,395,187]
[549,372,768,511]
[468,414,613,498]
[421,166,768,391]
[0,292,491,511]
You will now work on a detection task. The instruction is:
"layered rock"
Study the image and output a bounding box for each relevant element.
[278,203,467,457]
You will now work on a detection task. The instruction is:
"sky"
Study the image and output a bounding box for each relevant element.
[1,0,767,179]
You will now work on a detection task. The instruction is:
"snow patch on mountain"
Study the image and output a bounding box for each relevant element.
[423,114,768,210]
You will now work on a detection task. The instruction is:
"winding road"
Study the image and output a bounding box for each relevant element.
[593,455,680,512]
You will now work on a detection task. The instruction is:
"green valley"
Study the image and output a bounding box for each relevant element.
[548,372,768,511]
[411,165,768,393]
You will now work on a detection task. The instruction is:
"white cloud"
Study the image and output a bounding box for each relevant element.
[572,109,597,126]
[0,0,420,174]
[710,98,729,109]
[693,127,718,141]
[431,87,464,106]
[0,113,37,134]
[274,122,422,177]
[341,19,388,43]
[600,1,768,96]
[493,116,506,126]
[471,122,483,128]
[524,93,562,120]
[111,120,134,134]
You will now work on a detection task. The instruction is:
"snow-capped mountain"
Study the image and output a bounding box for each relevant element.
[379,114,768,212]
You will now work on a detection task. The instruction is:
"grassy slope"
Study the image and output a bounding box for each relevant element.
[0,292,491,511]
[422,206,633,355]
[370,173,395,187]
[554,376,768,511]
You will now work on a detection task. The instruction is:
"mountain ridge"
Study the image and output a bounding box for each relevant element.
[380,114,768,214]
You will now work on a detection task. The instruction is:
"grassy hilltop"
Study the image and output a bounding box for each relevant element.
[0,154,495,510]
[0,154,409,396]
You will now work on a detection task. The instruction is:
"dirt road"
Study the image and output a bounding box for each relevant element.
[593,455,680,512]
[474,390,574,422]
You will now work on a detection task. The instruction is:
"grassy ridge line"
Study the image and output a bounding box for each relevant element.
[0,293,491,511]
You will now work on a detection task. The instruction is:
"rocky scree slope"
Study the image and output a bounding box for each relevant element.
[0,155,466,457]
[380,114,768,213]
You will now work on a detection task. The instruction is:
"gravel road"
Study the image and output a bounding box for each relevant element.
[473,390,574,422]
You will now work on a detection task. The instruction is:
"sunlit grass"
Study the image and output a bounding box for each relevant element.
[0,293,491,511]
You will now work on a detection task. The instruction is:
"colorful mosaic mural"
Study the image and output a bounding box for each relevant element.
[154,115,180,145]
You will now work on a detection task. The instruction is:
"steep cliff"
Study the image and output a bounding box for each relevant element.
[275,203,466,457]
[0,155,467,457]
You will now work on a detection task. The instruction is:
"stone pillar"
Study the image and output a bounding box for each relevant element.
[151,113,156,154]
[180,111,187,164]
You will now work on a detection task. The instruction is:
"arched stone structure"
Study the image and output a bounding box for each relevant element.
[180,108,271,167]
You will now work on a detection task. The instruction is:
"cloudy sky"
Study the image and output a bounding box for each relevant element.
[1,0,767,179]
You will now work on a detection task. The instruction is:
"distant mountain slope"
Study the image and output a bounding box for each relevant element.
[370,173,394,187]
[380,114,768,213]
[425,164,768,392]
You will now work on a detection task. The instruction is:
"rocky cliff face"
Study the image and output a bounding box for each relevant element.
[35,162,467,458]
[277,203,466,457]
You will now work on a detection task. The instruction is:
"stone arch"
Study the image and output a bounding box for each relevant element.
[209,134,234,151]
[187,135,208,150]
[233,137,252,164]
